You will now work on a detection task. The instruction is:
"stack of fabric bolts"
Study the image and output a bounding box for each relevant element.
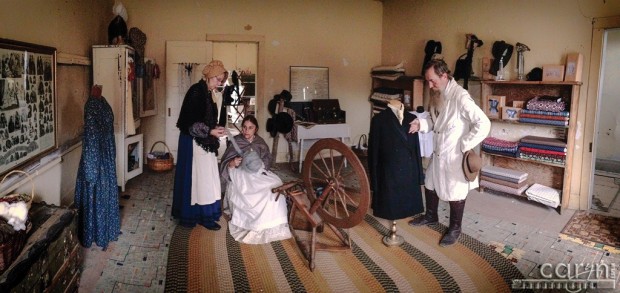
[518,95,570,127]
[370,62,405,81]
[481,137,519,157]
[479,165,529,196]
[518,135,567,165]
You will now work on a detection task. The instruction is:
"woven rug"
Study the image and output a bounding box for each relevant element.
[165,213,524,292]
[561,210,620,252]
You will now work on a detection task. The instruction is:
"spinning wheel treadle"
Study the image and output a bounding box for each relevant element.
[272,138,370,271]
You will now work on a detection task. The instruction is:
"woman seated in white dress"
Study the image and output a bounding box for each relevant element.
[219,115,292,244]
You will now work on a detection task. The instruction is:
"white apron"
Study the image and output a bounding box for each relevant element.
[190,140,221,205]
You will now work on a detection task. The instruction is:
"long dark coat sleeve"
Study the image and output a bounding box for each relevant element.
[368,109,424,220]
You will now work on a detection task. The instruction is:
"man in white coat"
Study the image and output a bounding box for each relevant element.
[408,59,490,246]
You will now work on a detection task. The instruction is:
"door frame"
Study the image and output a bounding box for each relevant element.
[580,16,620,210]
[206,34,265,132]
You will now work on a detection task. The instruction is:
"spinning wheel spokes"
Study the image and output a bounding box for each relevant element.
[302,138,370,229]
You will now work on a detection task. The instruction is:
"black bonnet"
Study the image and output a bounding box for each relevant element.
[490,41,514,74]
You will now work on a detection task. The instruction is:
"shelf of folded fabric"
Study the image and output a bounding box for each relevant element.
[481,150,565,168]
[478,165,562,212]
[487,118,569,128]
[479,165,529,197]
[482,80,582,86]
[370,75,424,113]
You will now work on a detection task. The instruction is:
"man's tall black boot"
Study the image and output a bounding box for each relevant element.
[408,188,439,226]
[439,199,466,247]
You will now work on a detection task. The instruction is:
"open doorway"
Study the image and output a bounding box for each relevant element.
[590,28,620,217]
[207,35,265,147]
[212,41,258,135]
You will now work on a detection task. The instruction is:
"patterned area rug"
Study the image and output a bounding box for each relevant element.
[165,213,524,292]
[561,210,620,252]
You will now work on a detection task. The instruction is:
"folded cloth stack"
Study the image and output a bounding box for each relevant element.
[371,62,405,81]
[519,96,570,127]
[518,135,566,165]
[370,87,403,103]
[525,183,561,208]
[481,137,519,157]
[480,165,529,196]
[370,86,404,114]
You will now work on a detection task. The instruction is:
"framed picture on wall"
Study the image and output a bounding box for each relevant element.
[0,38,57,176]
[485,95,505,119]
[289,66,329,102]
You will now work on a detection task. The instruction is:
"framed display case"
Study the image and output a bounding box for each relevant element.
[289,66,329,101]
[485,95,505,119]
[0,38,57,176]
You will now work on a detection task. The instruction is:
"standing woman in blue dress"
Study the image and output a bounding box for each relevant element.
[172,60,228,230]
[75,85,120,248]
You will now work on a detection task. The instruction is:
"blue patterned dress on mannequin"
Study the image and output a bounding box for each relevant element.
[75,89,120,249]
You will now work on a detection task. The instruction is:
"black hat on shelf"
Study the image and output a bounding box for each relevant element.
[526,67,543,81]
[490,41,514,74]
[108,15,128,45]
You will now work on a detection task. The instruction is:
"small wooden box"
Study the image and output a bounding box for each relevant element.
[564,53,583,82]
[485,95,505,119]
[542,65,565,82]
[502,107,521,121]
[482,57,495,80]
[512,100,525,108]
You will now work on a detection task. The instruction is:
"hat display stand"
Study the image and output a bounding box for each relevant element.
[515,42,530,81]
[268,99,285,169]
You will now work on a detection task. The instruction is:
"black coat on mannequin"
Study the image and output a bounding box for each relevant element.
[368,107,424,220]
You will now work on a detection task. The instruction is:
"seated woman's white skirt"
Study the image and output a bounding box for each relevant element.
[227,168,292,244]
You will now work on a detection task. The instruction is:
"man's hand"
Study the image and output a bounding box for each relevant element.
[409,119,420,133]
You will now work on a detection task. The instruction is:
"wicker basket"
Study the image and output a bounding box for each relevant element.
[147,141,174,172]
[0,220,31,274]
[0,170,34,274]
[0,170,34,209]
[352,134,368,158]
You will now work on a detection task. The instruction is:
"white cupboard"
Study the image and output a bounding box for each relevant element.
[92,45,143,191]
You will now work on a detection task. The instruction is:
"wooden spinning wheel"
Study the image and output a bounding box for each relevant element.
[273,138,370,270]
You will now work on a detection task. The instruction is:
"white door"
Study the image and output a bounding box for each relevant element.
[165,41,213,162]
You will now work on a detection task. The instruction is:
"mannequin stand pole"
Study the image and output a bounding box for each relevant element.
[382,220,404,246]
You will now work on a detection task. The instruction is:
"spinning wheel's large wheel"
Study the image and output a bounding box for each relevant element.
[301,138,370,229]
